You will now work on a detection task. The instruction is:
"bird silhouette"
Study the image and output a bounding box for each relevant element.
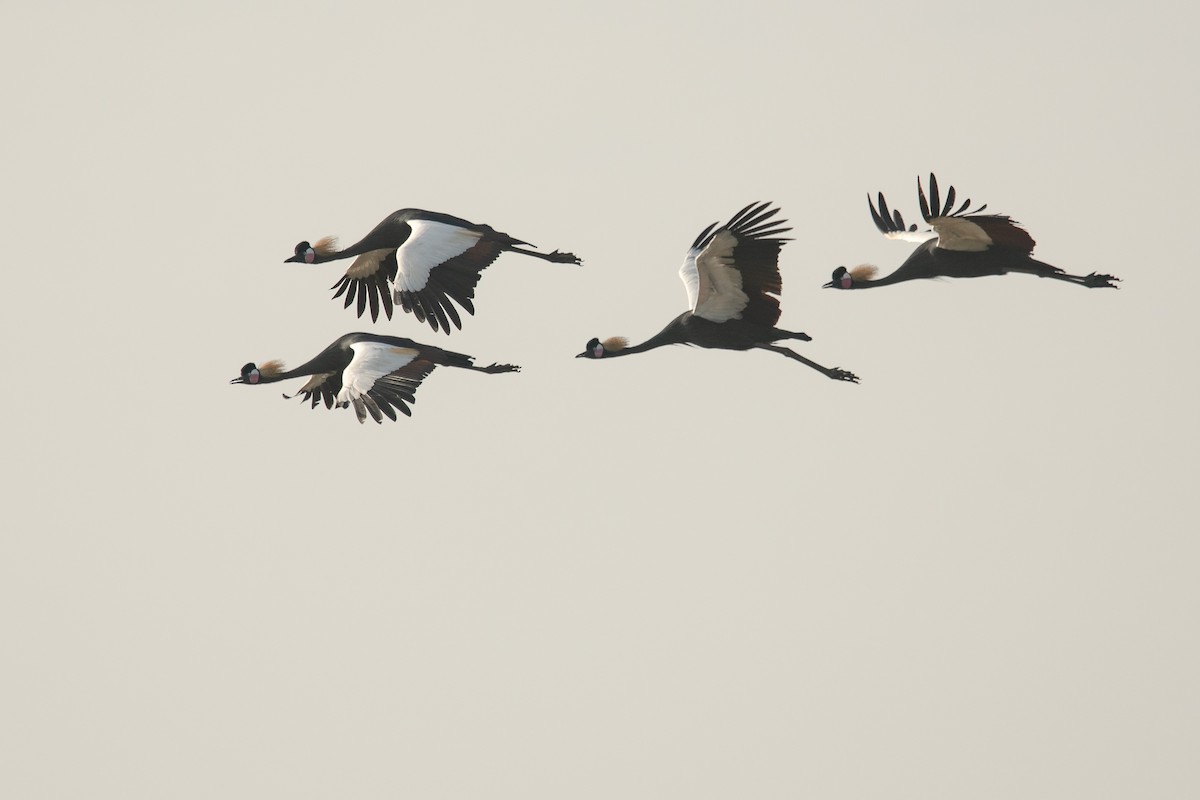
[826,174,1120,291]
[576,202,859,383]
[285,209,581,332]
[231,332,519,423]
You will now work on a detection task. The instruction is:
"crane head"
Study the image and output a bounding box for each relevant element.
[285,241,315,264]
[824,266,852,290]
[284,236,338,264]
[230,360,284,384]
[231,362,260,384]
[576,337,627,359]
[824,265,876,290]
[576,338,603,358]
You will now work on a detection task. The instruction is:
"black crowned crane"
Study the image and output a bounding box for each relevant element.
[285,209,582,332]
[231,332,519,424]
[576,202,859,383]
[826,174,1120,291]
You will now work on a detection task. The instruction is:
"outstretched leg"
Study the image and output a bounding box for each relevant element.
[471,363,521,374]
[1037,270,1121,288]
[431,349,522,374]
[1019,260,1120,288]
[507,246,583,265]
[756,344,859,383]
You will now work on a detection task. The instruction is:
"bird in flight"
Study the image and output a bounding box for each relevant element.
[577,202,859,383]
[231,332,519,424]
[825,174,1120,291]
[285,209,581,332]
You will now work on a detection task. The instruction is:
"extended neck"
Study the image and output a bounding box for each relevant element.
[605,323,687,357]
[850,272,910,289]
[313,240,373,264]
[309,229,397,264]
[258,348,343,383]
[253,365,301,384]
[605,340,664,357]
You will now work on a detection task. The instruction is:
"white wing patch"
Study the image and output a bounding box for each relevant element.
[688,229,748,323]
[884,229,938,244]
[931,216,993,252]
[336,342,420,407]
[679,249,701,311]
[395,220,484,292]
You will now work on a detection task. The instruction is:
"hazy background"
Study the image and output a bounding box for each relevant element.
[4,1,1197,797]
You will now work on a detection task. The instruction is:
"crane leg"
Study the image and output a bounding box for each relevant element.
[507,246,583,265]
[756,344,859,383]
[1021,262,1120,288]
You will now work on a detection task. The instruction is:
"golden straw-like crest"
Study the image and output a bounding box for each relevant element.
[850,264,878,281]
[312,236,339,256]
[258,359,286,378]
[601,336,629,352]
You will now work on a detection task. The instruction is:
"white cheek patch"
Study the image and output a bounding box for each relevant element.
[841,274,852,289]
[249,369,261,384]
[593,345,604,357]
[304,248,315,264]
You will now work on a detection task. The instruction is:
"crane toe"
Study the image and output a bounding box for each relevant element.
[830,368,860,383]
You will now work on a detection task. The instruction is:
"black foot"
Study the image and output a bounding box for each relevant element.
[549,249,583,265]
[1084,272,1120,288]
[828,367,860,383]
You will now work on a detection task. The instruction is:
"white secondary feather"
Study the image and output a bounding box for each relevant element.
[679,249,701,310]
[883,229,938,244]
[930,216,993,252]
[682,229,748,323]
[395,220,484,291]
[336,342,420,406]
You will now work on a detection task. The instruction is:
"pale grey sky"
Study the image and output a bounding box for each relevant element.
[3,1,1198,797]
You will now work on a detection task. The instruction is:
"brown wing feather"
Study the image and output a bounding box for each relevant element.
[729,236,785,327]
[971,215,1037,253]
[285,372,340,410]
[330,251,399,322]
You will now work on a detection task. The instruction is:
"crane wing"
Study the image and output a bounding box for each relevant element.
[867,192,936,243]
[396,220,486,290]
[393,219,506,334]
[284,372,341,410]
[930,215,1036,254]
[917,173,1036,254]
[335,341,438,423]
[870,175,1037,254]
[680,202,791,326]
[679,248,704,312]
[330,250,399,322]
[688,229,748,322]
